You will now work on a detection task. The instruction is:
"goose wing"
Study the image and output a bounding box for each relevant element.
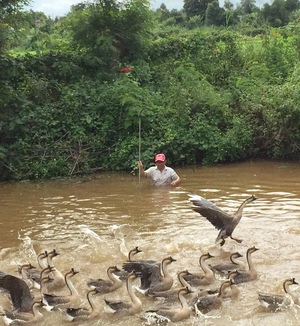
[0,272,33,312]
[104,298,131,311]
[43,293,70,306]
[258,292,285,309]
[87,278,109,288]
[122,261,161,290]
[189,194,233,230]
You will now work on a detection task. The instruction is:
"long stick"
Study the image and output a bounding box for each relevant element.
[138,114,141,186]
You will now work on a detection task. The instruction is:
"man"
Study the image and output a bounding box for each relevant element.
[137,153,180,187]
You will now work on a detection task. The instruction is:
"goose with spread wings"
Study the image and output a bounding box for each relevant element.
[188,194,257,246]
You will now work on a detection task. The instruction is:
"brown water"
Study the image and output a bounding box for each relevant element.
[1,160,300,325]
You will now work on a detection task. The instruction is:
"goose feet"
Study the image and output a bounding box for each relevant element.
[220,239,226,246]
[230,236,242,244]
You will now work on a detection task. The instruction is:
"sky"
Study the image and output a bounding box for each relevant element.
[25,0,270,18]
[25,0,184,18]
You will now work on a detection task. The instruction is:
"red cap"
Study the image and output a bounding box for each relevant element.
[155,153,166,162]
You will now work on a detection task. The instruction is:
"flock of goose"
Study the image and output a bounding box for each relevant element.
[0,193,299,325]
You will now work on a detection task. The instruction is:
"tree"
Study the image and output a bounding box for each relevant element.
[205,1,225,26]
[184,0,214,19]
[261,0,290,27]
[64,0,153,71]
[239,0,257,14]
[0,0,30,53]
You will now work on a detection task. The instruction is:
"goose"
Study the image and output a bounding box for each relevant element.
[182,253,215,287]
[258,278,299,311]
[19,264,37,289]
[46,249,65,290]
[19,252,48,290]
[37,251,48,269]
[147,270,192,302]
[1,300,45,325]
[209,252,244,275]
[0,272,33,312]
[104,271,142,315]
[63,288,101,321]
[86,266,123,294]
[191,279,234,314]
[188,193,257,246]
[128,246,143,261]
[42,268,80,309]
[229,246,259,284]
[141,287,193,324]
[222,270,240,299]
[122,256,176,293]
[36,275,54,299]
[115,246,143,281]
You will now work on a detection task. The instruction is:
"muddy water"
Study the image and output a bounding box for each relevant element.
[1,160,300,325]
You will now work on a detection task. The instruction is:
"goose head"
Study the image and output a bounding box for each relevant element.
[49,249,60,258]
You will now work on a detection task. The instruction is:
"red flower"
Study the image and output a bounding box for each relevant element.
[121,66,134,73]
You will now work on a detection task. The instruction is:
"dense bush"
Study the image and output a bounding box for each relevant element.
[2,1,300,181]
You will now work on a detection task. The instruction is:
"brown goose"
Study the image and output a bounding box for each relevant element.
[229,246,259,284]
[19,263,37,289]
[86,266,123,294]
[122,256,176,294]
[115,246,143,281]
[222,270,240,299]
[35,275,54,300]
[104,271,142,315]
[1,300,45,325]
[42,268,80,309]
[191,279,234,314]
[189,194,257,246]
[46,249,65,291]
[22,251,47,289]
[141,287,192,323]
[209,252,244,275]
[128,246,143,261]
[63,288,101,321]
[147,270,192,302]
[182,253,215,287]
[258,278,299,311]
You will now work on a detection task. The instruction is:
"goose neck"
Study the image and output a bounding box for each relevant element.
[178,272,190,288]
[65,274,78,296]
[246,250,255,271]
[235,198,251,218]
[87,290,98,312]
[178,290,189,309]
[199,256,212,274]
[37,253,48,269]
[127,275,141,306]
[161,260,171,277]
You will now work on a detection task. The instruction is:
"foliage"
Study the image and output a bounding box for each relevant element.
[0,0,29,53]
[2,0,300,181]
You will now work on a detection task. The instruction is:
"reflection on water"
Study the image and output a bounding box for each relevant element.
[1,161,300,325]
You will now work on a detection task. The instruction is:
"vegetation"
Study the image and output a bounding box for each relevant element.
[1,0,300,181]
